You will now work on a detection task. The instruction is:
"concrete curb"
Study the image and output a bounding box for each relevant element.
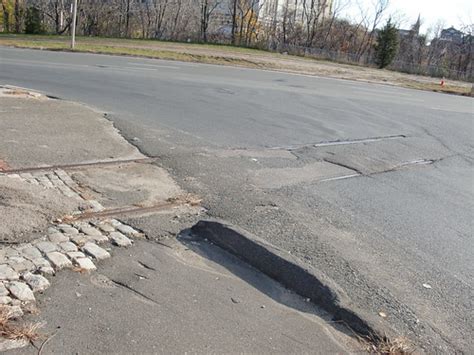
[191,219,388,340]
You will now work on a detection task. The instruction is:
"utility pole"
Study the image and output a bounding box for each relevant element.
[71,0,78,49]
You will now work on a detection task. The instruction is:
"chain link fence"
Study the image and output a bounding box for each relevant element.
[271,43,473,82]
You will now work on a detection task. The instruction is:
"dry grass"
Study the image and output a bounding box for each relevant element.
[167,193,202,206]
[370,336,415,354]
[355,331,415,355]
[0,306,42,342]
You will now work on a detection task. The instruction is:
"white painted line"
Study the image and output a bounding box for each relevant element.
[319,174,361,182]
[126,62,179,70]
[313,135,405,148]
[399,159,434,167]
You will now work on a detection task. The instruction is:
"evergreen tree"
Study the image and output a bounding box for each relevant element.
[374,18,399,69]
[24,6,43,34]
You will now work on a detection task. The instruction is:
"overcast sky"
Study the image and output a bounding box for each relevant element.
[339,0,473,34]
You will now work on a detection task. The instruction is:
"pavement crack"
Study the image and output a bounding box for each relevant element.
[111,279,160,305]
[154,240,174,249]
[323,158,363,175]
[312,134,406,147]
[137,260,157,271]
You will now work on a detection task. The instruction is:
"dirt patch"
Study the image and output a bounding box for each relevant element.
[0,176,82,243]
[70,162,183,209]
[0,86,45,100]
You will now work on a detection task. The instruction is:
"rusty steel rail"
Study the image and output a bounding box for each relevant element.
[67,201,182,221]
[1,157,159,174]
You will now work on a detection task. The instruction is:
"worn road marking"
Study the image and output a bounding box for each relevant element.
[268,134,406,151]
[312,134,406,147]
[126,62,180,70]
[319,174,361,182]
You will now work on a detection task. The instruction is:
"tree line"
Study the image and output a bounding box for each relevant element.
[1,0,472,81]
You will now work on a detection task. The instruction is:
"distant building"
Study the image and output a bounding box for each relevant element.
[396,16,424,66]
[439,27,463,44]
[398,29,412,38]
[259,0,333,26]
[398,15,421,39]
[206,0,333,39]
[210,0,261,37]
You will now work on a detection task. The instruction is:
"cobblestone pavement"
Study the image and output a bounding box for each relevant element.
[6,169,104,212]
[0,169,143,316]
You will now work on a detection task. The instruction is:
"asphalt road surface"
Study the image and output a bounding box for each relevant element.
[1,47,473,352]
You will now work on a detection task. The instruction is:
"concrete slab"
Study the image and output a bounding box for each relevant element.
[12,239,361,354]
[0,96,143,169]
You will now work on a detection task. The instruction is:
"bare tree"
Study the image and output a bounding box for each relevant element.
[200,0,221,42]
[355,0,390,61]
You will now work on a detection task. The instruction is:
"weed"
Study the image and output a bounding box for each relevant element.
[0,306,42,342]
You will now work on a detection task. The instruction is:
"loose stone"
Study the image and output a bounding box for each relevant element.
[54,170,68,179]
[3,305,23,318]
[61,189,77,198]
[110,232,132,247]
[75,258,97,271]
[66,251,86,261]
[21,246,42,261]
[35,241,58,254]
[48,233,70,243]
[110,219,122,227]
[91,234,109,244]
[59,242,78,252]
[39,266,55,275]
[22,272,50,292]
[82,243,110,260]
[9,259,35,273]
[5,248,20,257]
[32,258,51,268]
[116,224,138,236]
[0,283,9,296]
[96,222,115,233]
[47,227,59,234]
[80,226,103,237]
[0,265,20,281]
[42,180,54,188]
[46,252,72,269]
[10,299,21,307]
[7,256,26,264]
[70,234,91,246]
[7,282,35,302]
[60,226,79,235]
[0,296,12,305]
